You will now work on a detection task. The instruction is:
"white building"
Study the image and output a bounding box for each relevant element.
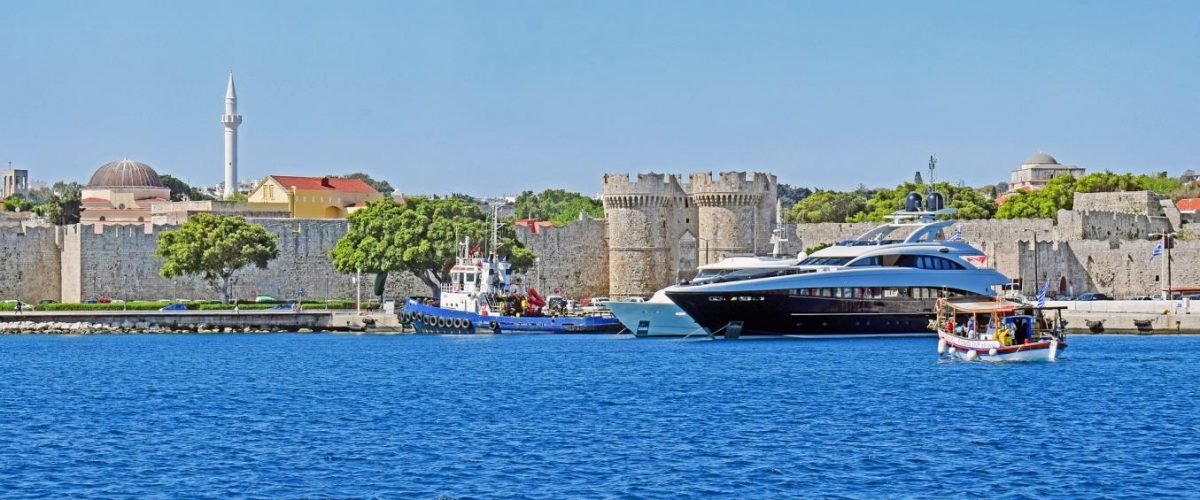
[1008,152,1085,192]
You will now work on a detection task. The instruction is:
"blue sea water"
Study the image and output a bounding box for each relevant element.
[1,333,1198,498]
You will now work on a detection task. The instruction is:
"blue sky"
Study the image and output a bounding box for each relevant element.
[2,0,1198,196]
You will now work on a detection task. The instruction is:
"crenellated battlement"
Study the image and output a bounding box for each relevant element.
[687,171,776,196]
[601,172,689,209]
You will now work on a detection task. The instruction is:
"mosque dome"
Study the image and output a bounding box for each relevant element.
[1024,152,1059,165]
[87,159,166,188]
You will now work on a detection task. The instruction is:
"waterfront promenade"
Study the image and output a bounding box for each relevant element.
[0,310,401,333]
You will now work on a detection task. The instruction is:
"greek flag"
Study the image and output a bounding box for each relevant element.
[1150,242,1163,261]
[1036,280,1050,309]
[948,227,964,241]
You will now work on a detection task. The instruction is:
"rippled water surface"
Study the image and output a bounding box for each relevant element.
[1,333,1198,498]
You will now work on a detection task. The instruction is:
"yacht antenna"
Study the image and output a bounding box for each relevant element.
[490,204,500,260]
[927,155,937,196]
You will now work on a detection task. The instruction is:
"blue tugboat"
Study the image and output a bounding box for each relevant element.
[401,236,622,334]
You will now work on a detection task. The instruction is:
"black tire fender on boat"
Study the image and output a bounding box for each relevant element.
[489,320,500,333]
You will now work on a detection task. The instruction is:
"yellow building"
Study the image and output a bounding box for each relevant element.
[247,175,384,218]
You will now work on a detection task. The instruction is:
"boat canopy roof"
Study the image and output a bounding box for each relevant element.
[938,297,1067,313]
[938,297,1018,314]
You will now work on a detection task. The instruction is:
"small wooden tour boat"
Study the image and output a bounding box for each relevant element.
[932,297,1067,362]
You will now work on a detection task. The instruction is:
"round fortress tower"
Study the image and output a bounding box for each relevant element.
[689,171,778,266]
[601,173,694,298]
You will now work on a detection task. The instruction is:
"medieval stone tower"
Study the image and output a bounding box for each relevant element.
[601,173,697,298]
[689,171,778,266]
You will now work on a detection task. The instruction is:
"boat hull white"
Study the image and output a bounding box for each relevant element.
[607,301,705,337]
[938,331,1061,362]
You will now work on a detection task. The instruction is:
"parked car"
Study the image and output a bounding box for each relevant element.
[1055,295,1075,301]
[1077,292,1112,301]
[159,303,188,311]
[255,295,276,303]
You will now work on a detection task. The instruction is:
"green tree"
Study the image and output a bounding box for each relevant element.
[338,172,395,197]
[160,174,214,202]
[777,183,813,209]
[330,197,536,296]
[155,214,279,303]
[2,194,34,212]
[512,189,603,225]
[847,182,997,222]
[996,174,1077,219]
[785,190,867,223]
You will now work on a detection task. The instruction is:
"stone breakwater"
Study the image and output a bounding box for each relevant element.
[0,320,317,334]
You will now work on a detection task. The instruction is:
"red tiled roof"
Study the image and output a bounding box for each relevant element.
[1177,198,1200,212]
[268,175,380,194]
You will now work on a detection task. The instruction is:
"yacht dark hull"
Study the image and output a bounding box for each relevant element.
[666,290,972,338]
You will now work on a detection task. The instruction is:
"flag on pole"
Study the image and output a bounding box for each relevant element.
[1036,279,1051,309]
[1150,242,1163,262]
[948,227,964,241]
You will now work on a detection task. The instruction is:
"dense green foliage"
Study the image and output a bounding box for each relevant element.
[785,190,867,223]
[160,174,214,202]
[849,182,998,222]
[6,182,83,224]
[512,189,604,225]
[155,214,279,303]
[997,171,1182,219]
[1075,171,1181,195]
[338,172,395,197]
[330,198,536,296]
[777,183,813,209]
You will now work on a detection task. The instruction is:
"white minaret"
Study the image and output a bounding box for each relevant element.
[221,72,243,198]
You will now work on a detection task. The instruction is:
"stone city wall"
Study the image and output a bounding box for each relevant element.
[1055,210,1171,241]
[1020,239,1200,298]
[1073,191,1163,216]
[54,220,431,303]
[515,216,609,299]
[794,218,1057,249]
[0,223,63,303]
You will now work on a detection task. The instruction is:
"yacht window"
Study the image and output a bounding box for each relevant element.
[891,254,965,270]
[820,288,833,298]
[847,256,882,267]
[799,257,853,266]
[842,288,853,298]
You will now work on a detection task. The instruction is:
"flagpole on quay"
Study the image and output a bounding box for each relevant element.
[1150,232,1175,299]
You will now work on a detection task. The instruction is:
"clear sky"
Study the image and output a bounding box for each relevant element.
[2,0,1198,196]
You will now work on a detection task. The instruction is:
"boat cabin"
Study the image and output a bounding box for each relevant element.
[936,298,1064,346]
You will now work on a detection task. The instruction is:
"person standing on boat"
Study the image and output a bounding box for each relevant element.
[966,317,975,339]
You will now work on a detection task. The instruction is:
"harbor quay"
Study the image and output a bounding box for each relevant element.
[0,310,402,334]
[1,177,1197,334]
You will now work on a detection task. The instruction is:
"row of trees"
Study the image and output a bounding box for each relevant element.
[779,170,1195,223]
[784,181,998,223]
[156,196,536,301]
[997,171,1185,219]
[512,189,604,225]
